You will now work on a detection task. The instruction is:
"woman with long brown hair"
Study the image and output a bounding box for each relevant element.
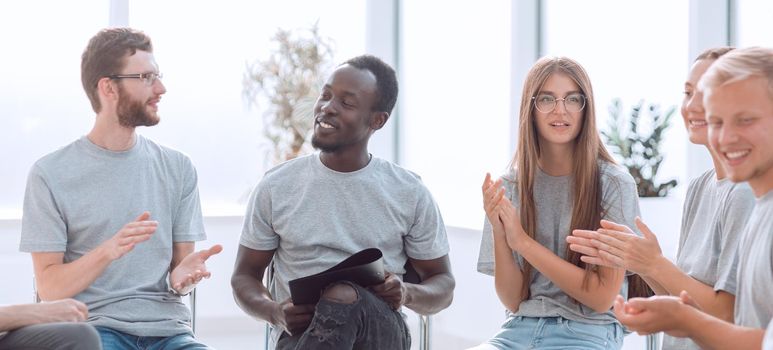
[473,56,639,349]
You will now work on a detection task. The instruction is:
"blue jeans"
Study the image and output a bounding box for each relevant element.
[96,327,212,350]
[475,316,623,350]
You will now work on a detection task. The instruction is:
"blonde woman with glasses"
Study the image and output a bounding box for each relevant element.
[474,56,645,349]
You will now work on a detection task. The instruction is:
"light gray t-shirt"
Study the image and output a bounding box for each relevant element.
[663,169,754,350]
[734,190,773,328]
[240,154,449,341]
[19,135,206,337]
[477,161,640,325]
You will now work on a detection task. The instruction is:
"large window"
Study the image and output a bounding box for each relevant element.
[0,1,366,218]
[400,1,512,229]
[0,1,108,218]
[131,0,366,215]
[542,0,689,192]
[735,0,773,47]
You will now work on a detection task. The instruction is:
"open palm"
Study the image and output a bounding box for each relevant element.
[170,245,223,294]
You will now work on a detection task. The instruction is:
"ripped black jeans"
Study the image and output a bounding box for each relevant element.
[276,282,411,350]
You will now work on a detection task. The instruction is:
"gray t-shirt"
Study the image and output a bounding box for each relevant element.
[19,135,206,337]
[663,169,754,350]
[240,154,449,341]
[477,161,640,324]
[734,190,773,328]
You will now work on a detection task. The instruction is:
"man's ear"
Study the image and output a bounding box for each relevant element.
[370,111,390,131]
[97,77,119,103]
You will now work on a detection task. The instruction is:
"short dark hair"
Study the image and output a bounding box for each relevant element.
[341,55,398,114]
[81,28,153,112]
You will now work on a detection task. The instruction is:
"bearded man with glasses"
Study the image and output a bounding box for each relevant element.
[18,27,221,350]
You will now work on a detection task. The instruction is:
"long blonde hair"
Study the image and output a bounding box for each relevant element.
[512,56,615,299]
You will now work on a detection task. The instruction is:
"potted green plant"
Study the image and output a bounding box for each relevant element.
[243,23,334,164]
[601,99,678,197]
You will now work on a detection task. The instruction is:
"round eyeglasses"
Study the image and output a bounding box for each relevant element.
[107,72,163,86]
[532,93,586,113]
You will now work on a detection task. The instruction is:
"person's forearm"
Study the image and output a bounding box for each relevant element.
[649,256,735,322]
[168,242,195,294]
[0,304,43,331]
[493,233,525,312]
[34,248,112,300]
[404,272,455,315]
[516,237,623,313]
[231,274,280,325]
[681,306,763,349]
[641,275,668,295]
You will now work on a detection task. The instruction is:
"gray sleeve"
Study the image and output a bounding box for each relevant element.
[239,180,279,251]
[476,177,520,276]
[173,157,206,242]
[601,170,642,236]
[714,185,755,294]
[404,184,449,260]
[477,217,495,276]
[19,164,68,252]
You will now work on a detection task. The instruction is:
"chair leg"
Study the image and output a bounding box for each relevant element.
[645,333,660,350]
[190,288,197,334]
[418,315,431,350]
[33,276,40,303]
[264,323,271,350]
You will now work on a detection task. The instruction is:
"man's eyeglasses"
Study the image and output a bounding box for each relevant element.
[532,93,586,113]
[107,72,163,86]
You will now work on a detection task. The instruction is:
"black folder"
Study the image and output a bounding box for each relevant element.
[289,248,386,305]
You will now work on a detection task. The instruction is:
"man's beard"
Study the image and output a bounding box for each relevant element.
[311,134,341,153]
[116,87,159,127]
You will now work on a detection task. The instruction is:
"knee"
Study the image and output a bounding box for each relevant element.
[54,323,102,349]
[76,325,102,348]
[320,282,359,304]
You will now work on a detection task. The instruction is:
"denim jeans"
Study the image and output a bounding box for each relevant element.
[276,282,411,350]
[473,316,624,350]
[96,327,212,350]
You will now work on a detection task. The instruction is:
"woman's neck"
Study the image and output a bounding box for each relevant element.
[706,145,726,180]
[538,143,574,176]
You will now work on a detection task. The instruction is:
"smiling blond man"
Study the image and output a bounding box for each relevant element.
[612,46,773,350]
